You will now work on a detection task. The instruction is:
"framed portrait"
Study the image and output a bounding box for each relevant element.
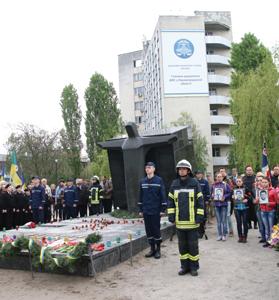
[258,189,269,204]
[214,187,224,201]
[234,189,244,203]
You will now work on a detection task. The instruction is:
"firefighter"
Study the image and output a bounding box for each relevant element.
[138,162,167,259]
[89,176,103,215]
[168,160,204,276]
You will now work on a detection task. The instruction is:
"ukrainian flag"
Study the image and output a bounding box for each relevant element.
[10,151,22,186]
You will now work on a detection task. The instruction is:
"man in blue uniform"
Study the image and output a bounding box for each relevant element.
[29,176,45,224]
[138,162,167,259]
[63,179,78,219]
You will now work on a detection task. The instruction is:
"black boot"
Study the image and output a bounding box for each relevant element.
[145,244,155,258]
[154,244,161,259]
[190,270,198,276]
[178,268,189,276]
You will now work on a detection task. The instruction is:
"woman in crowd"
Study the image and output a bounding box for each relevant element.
[211,173,231,241]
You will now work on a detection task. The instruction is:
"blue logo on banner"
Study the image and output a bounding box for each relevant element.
[174,39,194,59]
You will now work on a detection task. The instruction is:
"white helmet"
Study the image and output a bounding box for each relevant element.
[176,159,192,172]
[91,175,99,181]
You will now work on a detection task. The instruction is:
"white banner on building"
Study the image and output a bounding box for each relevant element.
[161,30,209,97]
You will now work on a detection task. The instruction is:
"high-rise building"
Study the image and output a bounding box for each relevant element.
[118,11,233,172]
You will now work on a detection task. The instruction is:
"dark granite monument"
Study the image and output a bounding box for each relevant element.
[98,122,195,212]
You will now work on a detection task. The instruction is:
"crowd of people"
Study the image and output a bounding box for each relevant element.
[198,165,279,247]
[138,161,279,277]
[0,175,113,230]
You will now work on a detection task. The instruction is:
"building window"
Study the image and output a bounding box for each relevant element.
[208,68,215,74]
[209,88,217,95]
[211,127,220,136]
[134,86,144,97]
[134,101,144,111]
[210,109,218,116]
[133,59,142,68]
[207,49,214,55]
[133,73,143,82]
[135,116,142,124]
[212,147,221,157]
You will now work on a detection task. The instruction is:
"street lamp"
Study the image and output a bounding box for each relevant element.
[54,159,58,183]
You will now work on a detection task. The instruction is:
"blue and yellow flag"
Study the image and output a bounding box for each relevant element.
[10,151,22,186]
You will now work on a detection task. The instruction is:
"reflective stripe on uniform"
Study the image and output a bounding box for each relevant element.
[168,192,174,199]
[167,208,175,214]
[180,253,199,261]
[176,223,199,229]
[197,192,203,198]
[197,208,204,215]
[141,183,161,187]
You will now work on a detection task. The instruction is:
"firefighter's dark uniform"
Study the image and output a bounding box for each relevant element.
[168,176,204,272]
[138,174,167,257]
[89,183,103,215]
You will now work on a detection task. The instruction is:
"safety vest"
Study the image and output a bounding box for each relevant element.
[167,178,204,230]
[89,186,103,205]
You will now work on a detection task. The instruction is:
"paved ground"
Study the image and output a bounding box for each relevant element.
[0,220,278,300]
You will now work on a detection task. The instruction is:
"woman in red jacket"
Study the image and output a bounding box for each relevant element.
[255,177,277,247]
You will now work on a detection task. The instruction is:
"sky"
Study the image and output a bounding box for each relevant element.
[0,0,278,154]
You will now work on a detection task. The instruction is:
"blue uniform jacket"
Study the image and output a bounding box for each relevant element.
[138,175,167,215]
[197,178,210,202]
[64,185,78,207]
[29,185,46,209]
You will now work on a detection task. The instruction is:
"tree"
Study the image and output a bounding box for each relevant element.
[230,58,279,170]
[85,73,122,161]
[171,112,209,171]
[230,33,272,89]
[60,84,82,177]
[5,123,72,183]
[81,150,110,179]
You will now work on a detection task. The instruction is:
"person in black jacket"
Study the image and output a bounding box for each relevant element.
[271,165,279,188]
[13,185,25,227]
[138,162,167,259]
[243,165,257,229]
[1,184,14,229]
[76,178,89,217]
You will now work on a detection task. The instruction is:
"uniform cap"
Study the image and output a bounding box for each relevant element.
[145,162,155,168]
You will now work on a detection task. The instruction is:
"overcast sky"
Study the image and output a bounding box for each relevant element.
[0,0,278,154]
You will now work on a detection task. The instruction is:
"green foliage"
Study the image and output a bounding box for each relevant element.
[85,233,102,244]
[230,33,272,89]
[110,209,139,219]
[229,58,279,170]
[230,33,271,74]
[0,242,20,257]
[85,73,122,161]
[81,150,110,179]
[60,84,82,178]
[0,233,102,274]
[13,236,29,249]
[171,112,209,171]
[5,123,72,183]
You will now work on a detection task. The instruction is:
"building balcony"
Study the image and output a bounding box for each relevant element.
[211,135,232,145]
[210,115,234,125]
[209,95,230,106]
[213,156,229,166]
[207,54,230,67]
[208,74,230,86]
[205,36,231,49]
[204,21,230,31]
